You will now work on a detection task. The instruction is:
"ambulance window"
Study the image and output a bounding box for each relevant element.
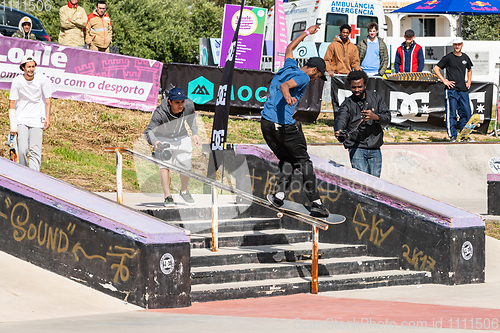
[291,21,307,41]
[325,13,347,43]
[356,16,378,44]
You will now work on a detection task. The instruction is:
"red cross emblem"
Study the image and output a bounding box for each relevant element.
[350,24,360,39]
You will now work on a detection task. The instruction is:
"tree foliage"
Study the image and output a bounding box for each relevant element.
[190,0,224,40]
[462,15,500,41]
[106,0,196,63]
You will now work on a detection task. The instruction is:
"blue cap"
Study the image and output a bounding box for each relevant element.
[168,87,187,101]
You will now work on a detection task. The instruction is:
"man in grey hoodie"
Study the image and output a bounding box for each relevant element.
[144,87,201,206]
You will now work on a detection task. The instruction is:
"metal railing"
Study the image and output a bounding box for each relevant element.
[105,147,329,294]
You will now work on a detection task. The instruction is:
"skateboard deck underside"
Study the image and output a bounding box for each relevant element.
[457,114,481,141]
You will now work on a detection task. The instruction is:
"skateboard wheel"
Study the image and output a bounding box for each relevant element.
[277,212,283,218]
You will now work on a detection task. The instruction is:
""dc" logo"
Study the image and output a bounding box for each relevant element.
[212,130,225,150]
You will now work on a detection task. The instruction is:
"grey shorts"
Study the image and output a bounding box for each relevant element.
[158,135,192,171]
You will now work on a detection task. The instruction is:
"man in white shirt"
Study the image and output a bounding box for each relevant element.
[9,55,53,171]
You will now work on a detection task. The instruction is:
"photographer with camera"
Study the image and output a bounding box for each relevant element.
[334,70,391,178]
[144,87,201,206]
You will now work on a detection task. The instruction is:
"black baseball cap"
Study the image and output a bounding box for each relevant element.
[307,57,327,81]
[404,29,415,37]
[168,87,187,100]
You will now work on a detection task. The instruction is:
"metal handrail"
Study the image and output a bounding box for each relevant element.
[105,147,328,294]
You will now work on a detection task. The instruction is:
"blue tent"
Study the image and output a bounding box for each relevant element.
[392,0,500,36]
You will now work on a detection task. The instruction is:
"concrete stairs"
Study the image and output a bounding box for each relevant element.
[147,201,431,303]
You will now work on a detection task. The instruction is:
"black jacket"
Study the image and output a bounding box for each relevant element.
[144,98,198,145]
[334,90,391,149]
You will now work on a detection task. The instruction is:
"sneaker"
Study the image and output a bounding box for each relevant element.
[179,190,195,206]
[269,194,284,208]
[450,136,458,142]
[463,137,476,142]
[310,202,329,217]
[164,195,175,207]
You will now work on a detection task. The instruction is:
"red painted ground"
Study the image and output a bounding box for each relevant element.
[150,294,500,331]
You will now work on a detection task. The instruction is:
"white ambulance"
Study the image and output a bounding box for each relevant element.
[265,0,386,47]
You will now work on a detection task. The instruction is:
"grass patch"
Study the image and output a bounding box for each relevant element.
[486,222,500,240]
[53,147,103,165]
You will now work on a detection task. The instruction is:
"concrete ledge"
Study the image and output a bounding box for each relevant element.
[488,174,500,182]
[488,173,500,215]
[234,144,485,285]
[0,158,191,308]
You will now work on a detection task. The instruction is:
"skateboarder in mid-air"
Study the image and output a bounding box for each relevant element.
[261,24,328,217]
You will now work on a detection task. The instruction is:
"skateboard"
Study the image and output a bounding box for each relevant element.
[387,72,439,82]
[267,195,345,225]
[457,114,481,142]
[4,133,18,163]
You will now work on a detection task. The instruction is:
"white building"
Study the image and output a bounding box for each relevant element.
[383,0,500,85]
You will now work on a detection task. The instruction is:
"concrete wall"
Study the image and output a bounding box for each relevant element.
[235,144,485,285]
[308,142,500,214]
[0,158,191,309]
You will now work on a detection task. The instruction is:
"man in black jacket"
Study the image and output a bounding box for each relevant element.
[334,70,391,177]
[145,87,201,206]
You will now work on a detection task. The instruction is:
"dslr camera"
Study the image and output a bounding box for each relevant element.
[337,130,349,143]
[153,142,172,161]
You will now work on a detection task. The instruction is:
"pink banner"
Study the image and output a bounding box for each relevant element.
[0,36,162,111]
[273,0,287,72]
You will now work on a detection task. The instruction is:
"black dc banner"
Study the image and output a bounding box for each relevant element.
[207,0,246,176]
[332,76,494,133]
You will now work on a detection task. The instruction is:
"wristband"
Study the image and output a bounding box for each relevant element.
[304,30,310,36]
[9,109,18,133]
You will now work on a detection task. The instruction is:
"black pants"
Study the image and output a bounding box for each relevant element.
[330,78,340,112]
[261,118,320,202]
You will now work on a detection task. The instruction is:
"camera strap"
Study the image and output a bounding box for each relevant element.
[348,99,369,136]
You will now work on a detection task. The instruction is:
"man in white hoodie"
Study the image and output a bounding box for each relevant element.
[9,55,53,171]
[12,16,37,40]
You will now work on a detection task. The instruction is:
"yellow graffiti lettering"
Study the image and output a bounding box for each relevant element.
[106,246,139,283]
[11,202,29,242]
[72,242,106,262]
[263,171,276,196]
[369,216,395,247]
[58,229,69,253]
[67,222,76,235]
[319,187,341,204]
[288,187,300,202]
[0,210,7,220]
[424,256,436,271]
[38,220,48,245]
[27,223,37,240]
[46,227,59,250]
[353,204,369,240]
[353,204,394,247]
[402,244,436,271]
[246,168,262,193]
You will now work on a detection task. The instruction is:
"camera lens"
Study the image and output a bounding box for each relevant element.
[160,149,172,161]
